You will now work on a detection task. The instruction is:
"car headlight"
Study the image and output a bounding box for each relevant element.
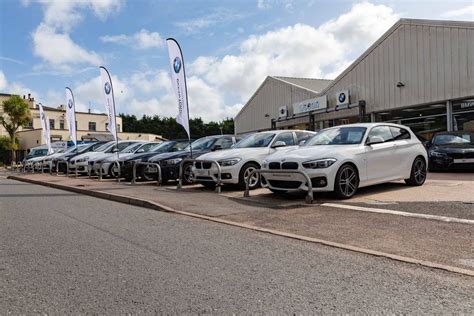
[164,158,183,165]
[429,150,447,158]
[302,158,337,169]
[218,158,241,167]
[262,160,269,169]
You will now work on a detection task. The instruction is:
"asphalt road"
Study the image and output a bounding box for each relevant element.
[1,177,473,313]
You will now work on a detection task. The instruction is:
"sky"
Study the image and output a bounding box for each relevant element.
[1,0,473,122]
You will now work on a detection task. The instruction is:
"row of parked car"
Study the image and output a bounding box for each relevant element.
[22,123,474,199]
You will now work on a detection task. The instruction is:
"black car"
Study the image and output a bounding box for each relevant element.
[147,135,240,184]
[120,139,191,181]
[55,142,107,172]
[427,131,474,171]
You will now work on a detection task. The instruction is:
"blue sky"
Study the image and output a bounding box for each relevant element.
[1,0,473,121]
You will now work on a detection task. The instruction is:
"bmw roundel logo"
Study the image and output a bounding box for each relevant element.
[173,57,182,73]
[104,82,111,95]
[68,99,73,109]
[338,92,346,103]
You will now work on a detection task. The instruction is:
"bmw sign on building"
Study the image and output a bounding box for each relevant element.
[336,90,350,106]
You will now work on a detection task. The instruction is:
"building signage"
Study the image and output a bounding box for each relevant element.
[336,90,350,106]
[278,105,288,118]
[459,100,474,109]
[293,95,327,115]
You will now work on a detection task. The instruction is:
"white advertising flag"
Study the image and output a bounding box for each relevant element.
[65,87,77,146]
[99,66,118,141]
[166,38,190,139]
[38,103,53,154]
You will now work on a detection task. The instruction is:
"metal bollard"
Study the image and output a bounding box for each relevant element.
[131,162,161,185]
[177,159,222,193]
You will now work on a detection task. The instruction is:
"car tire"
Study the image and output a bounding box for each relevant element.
[182,163,194,185]
[334,163,359,199]
[140,166,160,182]
[405,156,427,186]
[238,162,260,190]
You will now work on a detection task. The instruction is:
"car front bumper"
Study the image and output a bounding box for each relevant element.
[191,163,240,185]
[261,165,338,192]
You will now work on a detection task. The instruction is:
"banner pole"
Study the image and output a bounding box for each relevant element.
[100,66,120,161]
[66,87,78,152]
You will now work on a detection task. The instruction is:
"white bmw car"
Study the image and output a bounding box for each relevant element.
[193,130,316,189]
[261,123,428,199]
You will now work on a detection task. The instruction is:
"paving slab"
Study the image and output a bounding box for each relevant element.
[6,172,474,274]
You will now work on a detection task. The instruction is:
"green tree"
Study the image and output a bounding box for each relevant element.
[119,113,236,140]
[0,95,31,162]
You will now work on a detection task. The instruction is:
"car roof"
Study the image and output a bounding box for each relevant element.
[434,131,474,136]
[322,122,409,129]
[254,130,316,134]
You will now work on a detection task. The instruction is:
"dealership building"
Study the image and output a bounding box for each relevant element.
[234,19,474,139]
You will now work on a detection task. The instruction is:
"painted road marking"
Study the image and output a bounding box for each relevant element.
[322,203,474,225]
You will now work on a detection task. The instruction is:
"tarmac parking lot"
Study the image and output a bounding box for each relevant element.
[3,168,473,277]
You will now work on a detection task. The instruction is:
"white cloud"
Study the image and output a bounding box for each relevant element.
[27,0,123,72]
[0,71,39,100]
[175,9,244,34]
[441,5,474,19]
[190,2,399,104]
[257,0,272,10]
[34,0,124,32]
[32,23,102,70]
[319,2,399,48]
[101,29,164,49]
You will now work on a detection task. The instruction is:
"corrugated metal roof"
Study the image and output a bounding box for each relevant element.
[273,76,332,93]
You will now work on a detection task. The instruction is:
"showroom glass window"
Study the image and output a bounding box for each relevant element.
[452,100,474,133]
[49,119,55,130]
[375,104,447,140]
[59,119,65,130]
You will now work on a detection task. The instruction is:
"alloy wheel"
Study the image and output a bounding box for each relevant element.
[414,158,426,184]
[244,166,259,188]
[338,166,358,197]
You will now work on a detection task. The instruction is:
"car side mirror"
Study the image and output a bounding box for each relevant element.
[298,140,306,145]
[272,141,287,148]
[113,148,119,153]
[212,144,223,151]
[366,136,384,146]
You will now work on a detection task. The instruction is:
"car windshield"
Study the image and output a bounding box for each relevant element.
[134,142,157,153]
[94,142,114,152]
[184,137,216,151]
[28,149,49,157]
[122,143,144,153]
[234,133,275,148]
[305,127,367,145]
[433,134,474,145]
